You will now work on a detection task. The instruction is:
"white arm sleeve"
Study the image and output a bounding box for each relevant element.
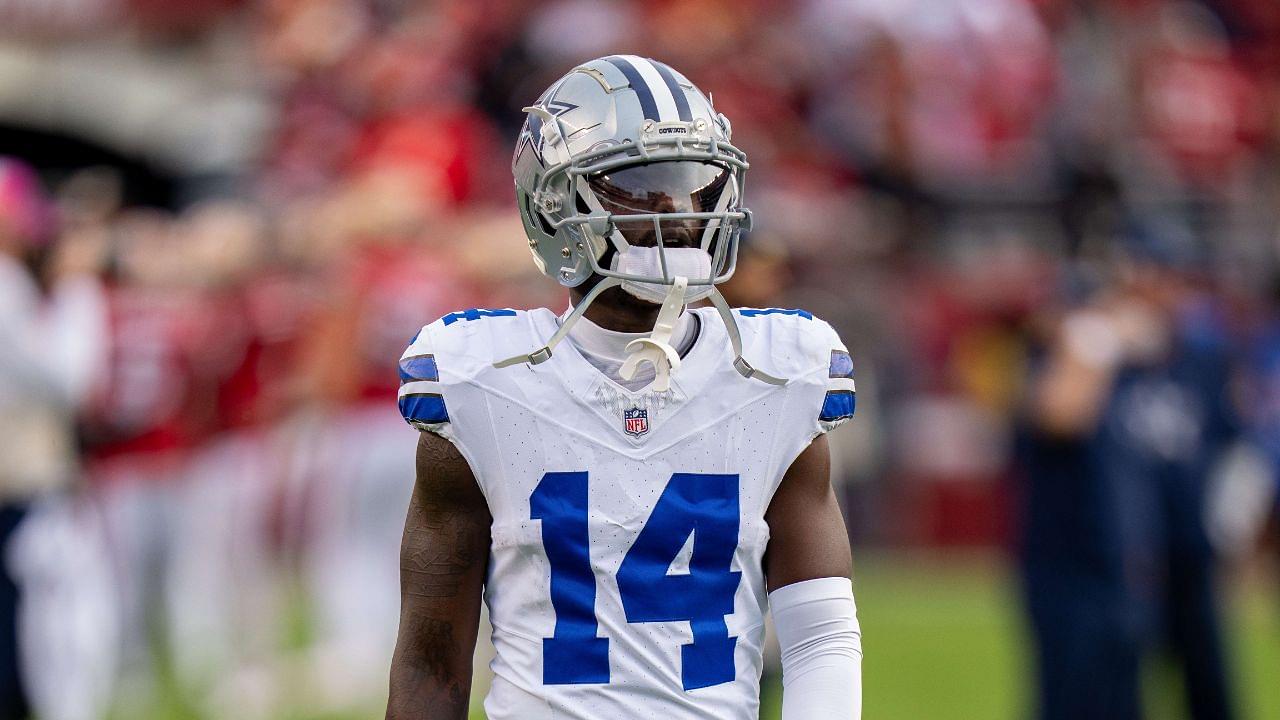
[770,576,863,720]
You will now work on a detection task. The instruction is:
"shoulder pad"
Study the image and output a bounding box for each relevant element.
[819,344,856,431]
[733,307,828,376]
[396,307,529,431]
[397,325,449,432]
[733,307,855,431]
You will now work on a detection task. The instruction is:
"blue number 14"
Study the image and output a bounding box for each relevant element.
[530,471,742,690]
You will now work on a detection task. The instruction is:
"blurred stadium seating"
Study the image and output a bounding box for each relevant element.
[0,1,1277,718]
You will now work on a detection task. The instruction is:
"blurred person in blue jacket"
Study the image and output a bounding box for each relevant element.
[1019,225,1239,720]
[1242,273,1280,594]
[0,158,107,720]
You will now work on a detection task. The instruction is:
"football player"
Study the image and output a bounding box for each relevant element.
[387,56,862,719]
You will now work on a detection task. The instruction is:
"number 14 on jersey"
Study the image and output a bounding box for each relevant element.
[530,471,743,690]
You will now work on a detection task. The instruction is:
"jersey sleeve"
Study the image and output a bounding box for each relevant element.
[733,307,857,437]
[396,308,525,442]
[397,326,452,436]
[818,340,856,433]
[800,318,856,435]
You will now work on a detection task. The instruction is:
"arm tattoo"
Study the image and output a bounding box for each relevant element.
[387,432,490,720]
[399,433,487,598]
[400,525,477,599]
[388,616,468,711]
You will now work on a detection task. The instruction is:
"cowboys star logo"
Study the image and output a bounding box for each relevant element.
[517,96,579,164]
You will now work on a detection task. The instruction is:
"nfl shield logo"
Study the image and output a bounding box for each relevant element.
[623,407,649,437]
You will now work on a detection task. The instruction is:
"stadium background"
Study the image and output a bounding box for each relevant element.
[0,0,1278,718]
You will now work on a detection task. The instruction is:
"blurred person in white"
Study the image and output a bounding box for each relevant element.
[1021,222,1241,720]
[0,158,109,720]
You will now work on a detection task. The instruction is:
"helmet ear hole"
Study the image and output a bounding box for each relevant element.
[598,243,617,274]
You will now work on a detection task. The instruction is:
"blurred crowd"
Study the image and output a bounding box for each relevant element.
[1,0,1279,718]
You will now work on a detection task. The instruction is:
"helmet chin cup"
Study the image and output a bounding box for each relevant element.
[615,246,715,305]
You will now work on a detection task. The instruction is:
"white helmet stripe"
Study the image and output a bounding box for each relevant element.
[618,55,680,122]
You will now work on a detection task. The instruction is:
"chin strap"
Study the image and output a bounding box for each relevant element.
[618,276,687,392]
[493,275,788,387]
[708,287,788,386]
[493,277,623,368]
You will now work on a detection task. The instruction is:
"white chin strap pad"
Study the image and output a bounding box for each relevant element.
[619,276,687,392]
[616,246,715,305]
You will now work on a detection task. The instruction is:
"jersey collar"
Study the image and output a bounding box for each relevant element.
[531,307,727,445]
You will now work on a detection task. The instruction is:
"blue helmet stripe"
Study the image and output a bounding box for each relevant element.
[604,56,660,121]
[651,61,692,122]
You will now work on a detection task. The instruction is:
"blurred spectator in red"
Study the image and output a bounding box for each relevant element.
[78,206,232,690]
[1132,2,1268,186]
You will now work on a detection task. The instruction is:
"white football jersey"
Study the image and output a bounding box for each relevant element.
[397,306,855,720]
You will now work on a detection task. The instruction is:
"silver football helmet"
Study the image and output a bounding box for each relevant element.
[497,55,783,386]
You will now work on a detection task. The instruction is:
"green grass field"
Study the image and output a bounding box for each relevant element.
[839,552,1033,720]
[770,552,1279,720]
[118,551,1278,720]
[488,551,1279,720]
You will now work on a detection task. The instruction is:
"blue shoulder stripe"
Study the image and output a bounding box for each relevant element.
[819,390,855,422]
[399,354,439,384]
[738,308,814,320]
[399,393,449,425]
[829,350,854,379]
[441,308,517,326]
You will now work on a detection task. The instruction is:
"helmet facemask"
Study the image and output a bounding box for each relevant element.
[501,110,785,388]
[587,159,735,305]
[534,118,751,292]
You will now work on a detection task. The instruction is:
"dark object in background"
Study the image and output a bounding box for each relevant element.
[0,504,31,720]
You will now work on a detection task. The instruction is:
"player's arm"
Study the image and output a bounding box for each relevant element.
[764,434,851,589]
[764,434,862,720]
[1029,309,1123,437]
[386,432,491,720]
[1030,298,1166,438]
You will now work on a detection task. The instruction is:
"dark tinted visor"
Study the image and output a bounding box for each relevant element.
[589,161,731,215]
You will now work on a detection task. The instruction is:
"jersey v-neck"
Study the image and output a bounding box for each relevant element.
[529,307,726,444]
[565,310,701,391]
